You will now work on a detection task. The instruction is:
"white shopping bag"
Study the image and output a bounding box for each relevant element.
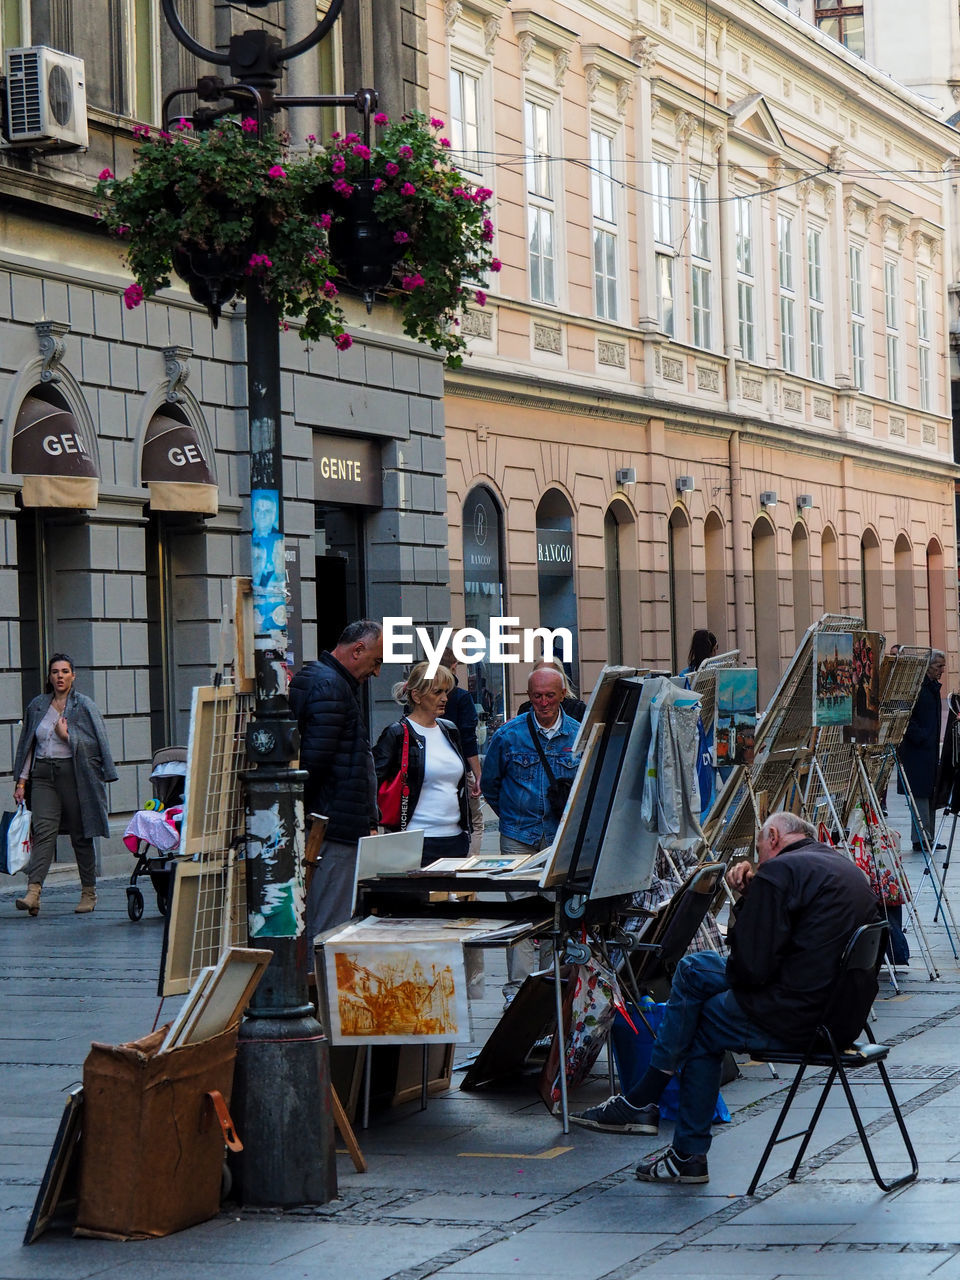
[2,803,31,875]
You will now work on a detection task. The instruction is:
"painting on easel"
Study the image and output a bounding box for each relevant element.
[713,668,757,766]
[845,631,883,744]
[813,631,854,726]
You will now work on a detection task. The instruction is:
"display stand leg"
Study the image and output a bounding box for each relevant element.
[331,1085,367,1173]
[420,1045,429,1112]
[362,1046,372,1131]
[895,757,958,966]
[934,811,959,923]
[552,910,570,1135]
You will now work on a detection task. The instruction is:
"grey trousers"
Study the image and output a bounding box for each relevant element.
[26,758,96,887]
[306,836,359,942]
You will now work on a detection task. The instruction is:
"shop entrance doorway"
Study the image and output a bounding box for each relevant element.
[315,504,365,654]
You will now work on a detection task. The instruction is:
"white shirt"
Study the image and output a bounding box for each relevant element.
[535,710,564,740]
[408,722,464,838]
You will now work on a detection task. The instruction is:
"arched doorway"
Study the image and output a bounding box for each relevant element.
[821,524,840,615]
[536,490,579,687]
[894,534,915,646]
[860,528,882,632]
[791,522,811,644]
[463,485,508,746]
[604,499,639,666]
[927,538,946,651]
[704,510,726,645]
[668,505,693,672]
[752,515,779,702]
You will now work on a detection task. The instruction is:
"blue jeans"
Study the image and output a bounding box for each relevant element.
[632,951,790,1155]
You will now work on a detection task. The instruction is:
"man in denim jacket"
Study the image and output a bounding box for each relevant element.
[482,667,581,1001]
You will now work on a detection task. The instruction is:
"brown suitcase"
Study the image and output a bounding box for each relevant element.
[75,1023,239,1240]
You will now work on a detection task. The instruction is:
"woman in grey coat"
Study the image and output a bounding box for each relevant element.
[12,653,117,916]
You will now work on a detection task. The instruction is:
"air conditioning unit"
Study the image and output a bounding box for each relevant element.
[3,47,88,149]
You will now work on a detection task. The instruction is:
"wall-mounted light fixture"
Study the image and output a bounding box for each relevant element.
[759,490,778,508]
[797,494,814,511]
[616,467,637,485]
[676,475,695,493]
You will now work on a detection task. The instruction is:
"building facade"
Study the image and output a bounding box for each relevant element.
[0,2,449,862]
[430,0,960,716]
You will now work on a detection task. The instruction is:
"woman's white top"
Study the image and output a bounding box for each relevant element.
[408,721,464,838]
[35,702,72,760]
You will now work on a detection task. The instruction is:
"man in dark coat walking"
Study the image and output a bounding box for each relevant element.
[898,650,945,850]
[289,620,383,938]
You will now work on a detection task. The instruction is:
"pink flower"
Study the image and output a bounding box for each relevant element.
[400,182,416,196]
[385,161,399,177]
[123,283,144,309]
[331,156,347,174]
[305,133,317,143]
[331,131,341,140]
[393,230,410,244]
[374,112,389,125]
[98,167,114,180]
[352,144,371,160]
[398,144,413,159]
[344,133,360,146]
[401,273,425,290]
[315,213,332,229]
[373,178,385,192]
[268,165,286,179]
[132,124,149,139]
[475,290,487,307]
[430,117,445,129]
[322,280,339,298]
[440,138,451,148]
[115,224,130,237]
[174,117,192,132]
[482,218,494,242]
[241,117,258,133]
[334,333,353,351]
[246,253,273,274]
[476,186,493,202]
[332,178,354,197]
[490,258,502,272]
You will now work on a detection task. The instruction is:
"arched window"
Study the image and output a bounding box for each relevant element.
[894,534,915,646]
[668,505,693,672]
[821,524,840,615]
[927,538,946,651]
[604,499,638,666]
[536,490,580,688]
[462,485,508,746]
[752,516,779,702]
[792,522,811,644]
[704,510,726,645]
[860,528,882,632]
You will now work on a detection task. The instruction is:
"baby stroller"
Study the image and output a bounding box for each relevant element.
[124,745,187,921]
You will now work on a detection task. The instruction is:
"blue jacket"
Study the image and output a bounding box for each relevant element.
[481,710,581,845]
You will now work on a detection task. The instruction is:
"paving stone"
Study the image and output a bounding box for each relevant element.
[438,1228,667,1276]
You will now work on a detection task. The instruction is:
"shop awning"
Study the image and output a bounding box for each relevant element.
[142,413,218,515]
[12,394,99,509]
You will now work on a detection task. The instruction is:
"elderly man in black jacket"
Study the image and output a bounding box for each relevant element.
[570,812,879,1185]
[289,620,383,939]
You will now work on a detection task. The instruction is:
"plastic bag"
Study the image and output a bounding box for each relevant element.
[852,828,909,905]
[0,803,31,875]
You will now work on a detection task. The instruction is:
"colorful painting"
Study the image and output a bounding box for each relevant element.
[813,631,855,726]
[845,631,882,744]
[323,940,468,1045]
[713,668,758,766]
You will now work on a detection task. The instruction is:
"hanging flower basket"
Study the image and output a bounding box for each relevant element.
[95,112,498,364]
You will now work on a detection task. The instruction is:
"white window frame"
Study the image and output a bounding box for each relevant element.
[448,62,485,181]
[525,95,559,306]
[778,212,796,373]
[849,242,866,392]
[884,258,901,402]
[807,225,826,382]
[689,176,712,351]
[736,196,756,363]
[590,124,619,322]
[917,273,932,411]
[651,158,675,337]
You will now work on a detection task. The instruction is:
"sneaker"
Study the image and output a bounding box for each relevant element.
[569,1096,659,1135]
[635,1145,709,1184]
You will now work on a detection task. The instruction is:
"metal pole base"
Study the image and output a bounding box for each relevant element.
[230,1012,338,1207]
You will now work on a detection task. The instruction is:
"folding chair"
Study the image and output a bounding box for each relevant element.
[747,920,918,1195]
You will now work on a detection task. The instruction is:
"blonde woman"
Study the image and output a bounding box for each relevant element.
[373,661,471,862]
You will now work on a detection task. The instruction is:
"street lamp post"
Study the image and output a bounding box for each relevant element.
[159,0,352,1206]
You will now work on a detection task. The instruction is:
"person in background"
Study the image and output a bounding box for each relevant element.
[516,658,587,722]
[289,620,383,938]
[482,666,582,1003]
[898,649,946,851]
[373,662,470,862]
[681,630,718,676]
[13,653,117,917]
[440,647,484,855]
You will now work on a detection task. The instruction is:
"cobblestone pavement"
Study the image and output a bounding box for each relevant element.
[3,793,960,1279]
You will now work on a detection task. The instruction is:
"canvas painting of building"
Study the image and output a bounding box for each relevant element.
[713,669,758,767]
[813,632,855,726]
[845,632,883,743]
[323,940,469,1045]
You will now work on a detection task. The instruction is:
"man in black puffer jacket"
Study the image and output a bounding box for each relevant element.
[289,620,383,939]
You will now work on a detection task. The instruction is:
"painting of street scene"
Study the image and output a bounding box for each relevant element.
[325,942,468,1044]
[813,631,855,726]
[713,668,758,767]
[845,631,882,743]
